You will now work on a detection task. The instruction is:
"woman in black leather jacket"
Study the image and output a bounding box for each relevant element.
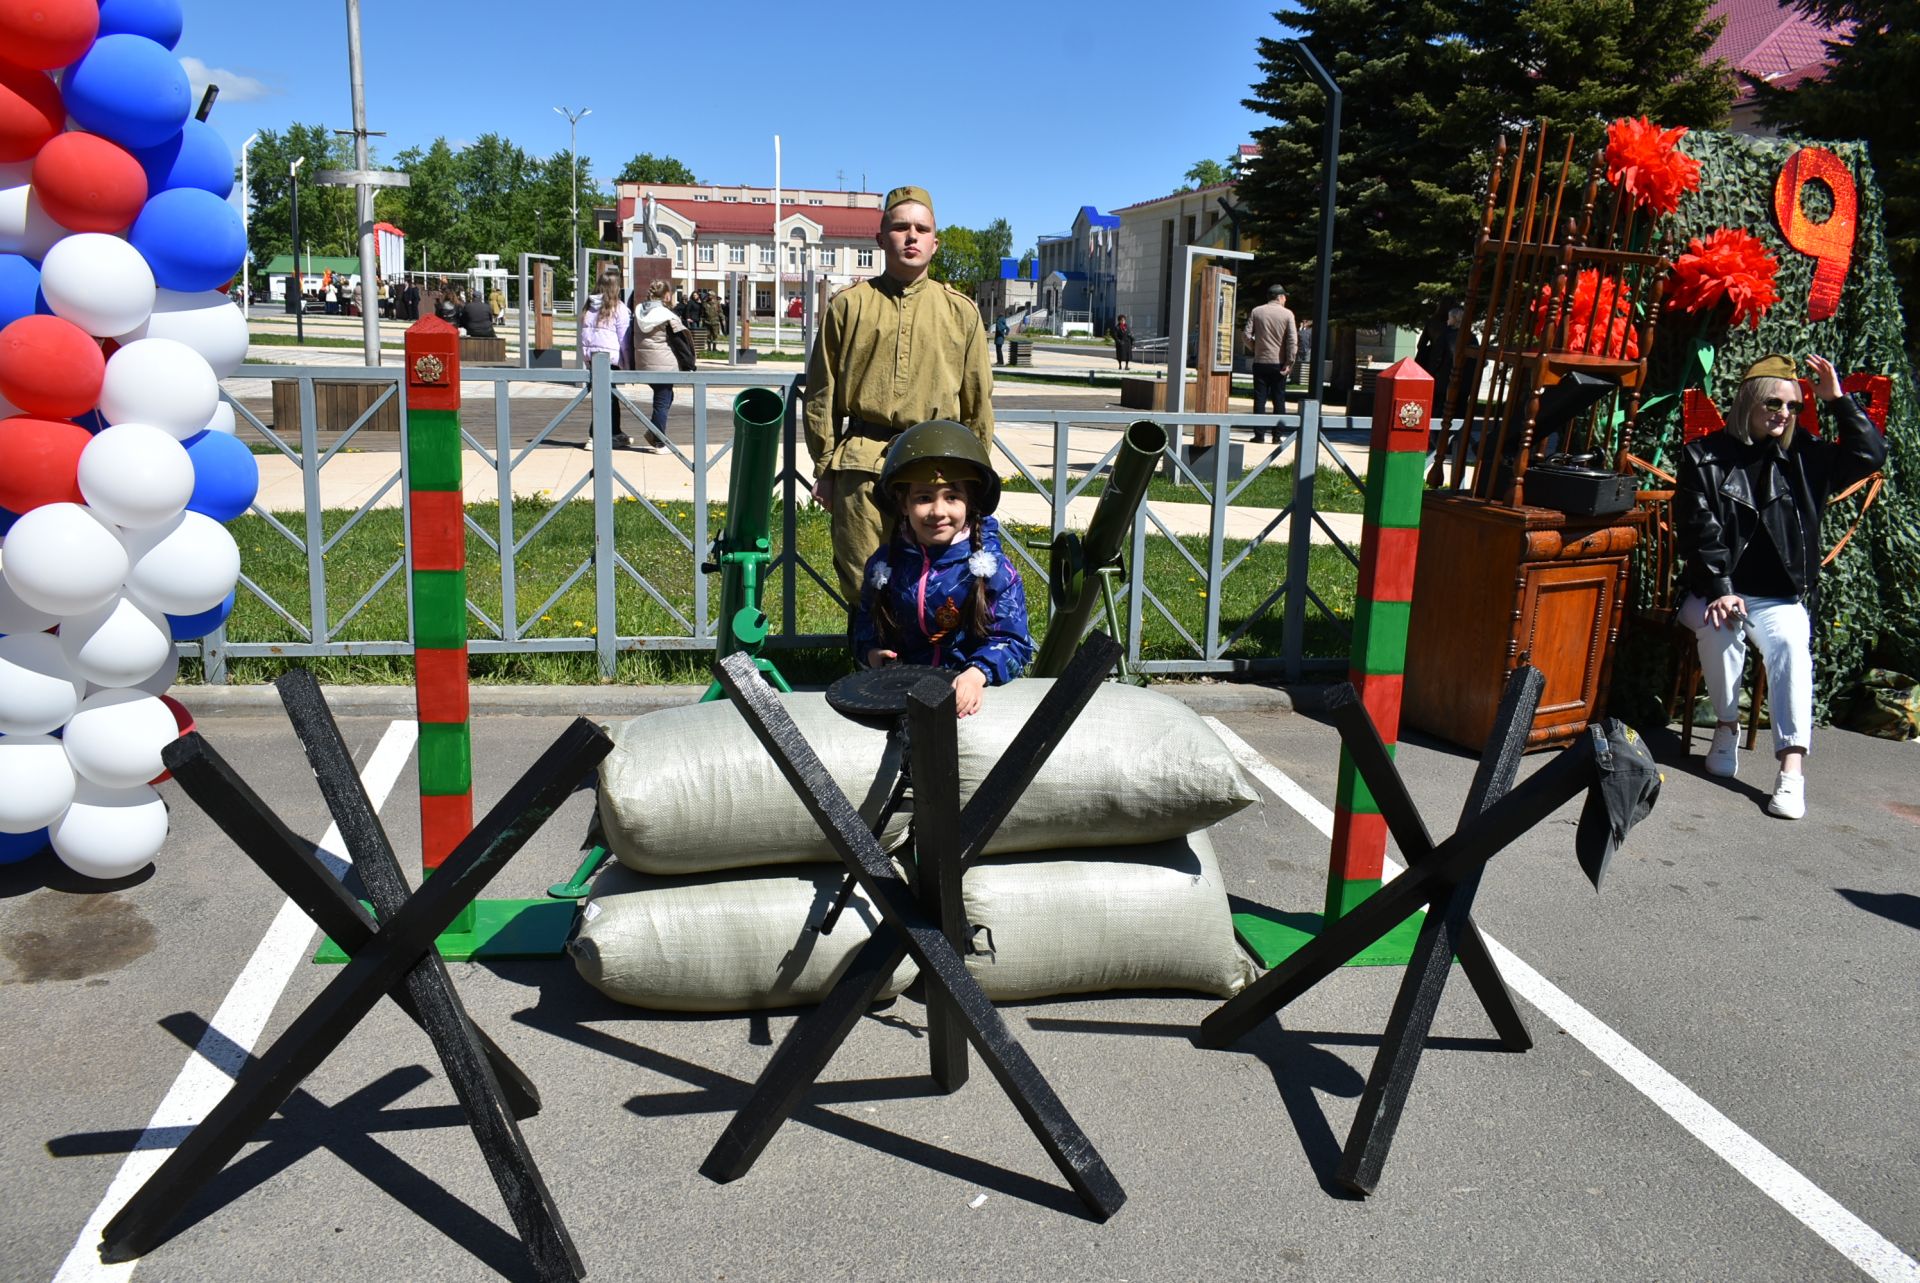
[1675,353,1886,819]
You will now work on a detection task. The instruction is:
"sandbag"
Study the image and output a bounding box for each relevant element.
[963,828,1259,1001]
[568,862,918,1012]
[598,681,1258,875]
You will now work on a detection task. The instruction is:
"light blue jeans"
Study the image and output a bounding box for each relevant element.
[1680,593,1812,757]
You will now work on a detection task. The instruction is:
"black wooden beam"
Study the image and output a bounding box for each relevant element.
[703,650,1126,1220]
[1197,729,1593,1051]
[1332,668,1543,1195]
[101,713,608,1277]
[271,670,583,1272]
[1321,682,1531,1052]
[908,675,969,1092]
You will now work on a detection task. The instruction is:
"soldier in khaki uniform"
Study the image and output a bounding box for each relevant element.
[804,184,995,603]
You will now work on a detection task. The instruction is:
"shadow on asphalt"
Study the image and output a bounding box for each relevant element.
[508,977,1099,1221]
[46,1012,541,1282]
[1834,887,1920,931]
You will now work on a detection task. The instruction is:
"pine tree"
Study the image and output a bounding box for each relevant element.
[1239,0,1734,328]
[1239,0,1489,327]
[1756,1,1920,363]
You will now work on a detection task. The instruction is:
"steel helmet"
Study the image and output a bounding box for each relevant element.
[876,420,1000,516]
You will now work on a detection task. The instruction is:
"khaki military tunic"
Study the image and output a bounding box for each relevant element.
[803,273,994,601]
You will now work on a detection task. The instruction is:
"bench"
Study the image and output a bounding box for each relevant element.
[270,379,402,435]
[459,336,509,364]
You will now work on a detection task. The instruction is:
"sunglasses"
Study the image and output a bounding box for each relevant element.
[1761,397,1804,415]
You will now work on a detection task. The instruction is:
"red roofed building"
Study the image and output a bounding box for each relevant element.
[615,182,885,315]
[1704,0,1852,133]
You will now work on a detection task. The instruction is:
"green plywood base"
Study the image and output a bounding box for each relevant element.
[314,898,578,964]
[1232,879,1430,969]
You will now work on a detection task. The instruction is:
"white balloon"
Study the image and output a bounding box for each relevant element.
[198,400,237,436]
[1,503,128,616]
[122,511,241,615]
[51,778,167,879]
[62,688,179,789]
[0,732,77,832]
[98,338,218,436]
[0,548,62,634]
[78,423,195,529]
[0,168,65,260]
[39,232,158,337]
[128,644,179,697]
[57,594,171,689]
[118,290,249,379]
[0,631,84,735]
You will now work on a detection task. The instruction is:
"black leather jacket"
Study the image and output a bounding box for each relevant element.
[1676,393,1885,610]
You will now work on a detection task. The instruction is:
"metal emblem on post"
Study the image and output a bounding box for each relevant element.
[412,353,446,385]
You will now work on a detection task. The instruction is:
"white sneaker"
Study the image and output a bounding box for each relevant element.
[1704,723,1739,778]
[1768,773,1806,820]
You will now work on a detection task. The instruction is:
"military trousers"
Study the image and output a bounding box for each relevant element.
[827,470,890,607]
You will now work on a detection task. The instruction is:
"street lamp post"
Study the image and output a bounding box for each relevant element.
[290,155,305,344]
[553,105,590,318]
[240,131,260,311]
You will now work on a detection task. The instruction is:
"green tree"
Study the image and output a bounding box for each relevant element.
[930,225,983,290]
[1239,0,1733,327]
[616,152,697,184]
[1185,157,1233,189]
[243,124,356,282]
[1756,1,1920,363]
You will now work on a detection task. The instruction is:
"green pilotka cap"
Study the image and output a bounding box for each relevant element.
[883,185,935,221]
[1741,354,1796,383]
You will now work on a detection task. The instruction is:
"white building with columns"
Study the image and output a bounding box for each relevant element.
[615,183,884,313]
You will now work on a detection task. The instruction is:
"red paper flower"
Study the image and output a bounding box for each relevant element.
[1666,227,1781,329]
[1532,269,1641,359]
[1605,116,1702,217]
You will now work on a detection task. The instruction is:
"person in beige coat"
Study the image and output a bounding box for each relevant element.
[626,279,688,451]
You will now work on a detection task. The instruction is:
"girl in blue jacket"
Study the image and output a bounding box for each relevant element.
[852,420,1033,716]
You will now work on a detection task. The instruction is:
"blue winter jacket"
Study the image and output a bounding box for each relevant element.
[851,516,1034,684]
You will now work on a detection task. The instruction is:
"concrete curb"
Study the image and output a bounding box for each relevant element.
[172,678,1296,719]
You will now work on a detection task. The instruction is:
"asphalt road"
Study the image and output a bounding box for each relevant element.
[1,688,1914,1282]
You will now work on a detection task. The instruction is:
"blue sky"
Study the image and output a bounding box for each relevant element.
[177,0,1280,251]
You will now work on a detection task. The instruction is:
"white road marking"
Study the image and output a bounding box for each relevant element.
[1204,715,1920,1283]
[52,719,418,1283]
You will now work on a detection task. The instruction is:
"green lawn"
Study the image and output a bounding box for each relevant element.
[1001,456,1366,513]
[193,499,1358,686]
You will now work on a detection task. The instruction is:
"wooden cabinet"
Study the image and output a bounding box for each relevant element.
[1403,492,1639,752]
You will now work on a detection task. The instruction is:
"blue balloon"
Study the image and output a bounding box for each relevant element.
[0,254,48,330]
[0,826,52,865]
[134,119,235,199]
[166,590,235,641]
[63,35,192,150]
[0,506,17,537]
[97,0,186,49]
[129,187,247,293]
[184,427,258,521]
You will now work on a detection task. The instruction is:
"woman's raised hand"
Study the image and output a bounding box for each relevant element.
[1806,354,1844,402]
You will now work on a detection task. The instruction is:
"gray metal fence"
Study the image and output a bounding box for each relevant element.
[198,359,1368,681]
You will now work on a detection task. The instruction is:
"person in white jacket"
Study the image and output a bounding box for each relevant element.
[627,278,688,451]
[578,266,632,447]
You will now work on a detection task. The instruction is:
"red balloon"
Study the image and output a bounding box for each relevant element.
[32,131,148,232]
[0,59,63,163]
[0,414,90,512]
[0,314,104,418]
[0,0,100,71]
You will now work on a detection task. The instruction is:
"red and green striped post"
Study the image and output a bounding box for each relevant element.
[317,318,575,962]
[1234,358,1433,968]
[404,318,475,933]
[1323,358,1432,955]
